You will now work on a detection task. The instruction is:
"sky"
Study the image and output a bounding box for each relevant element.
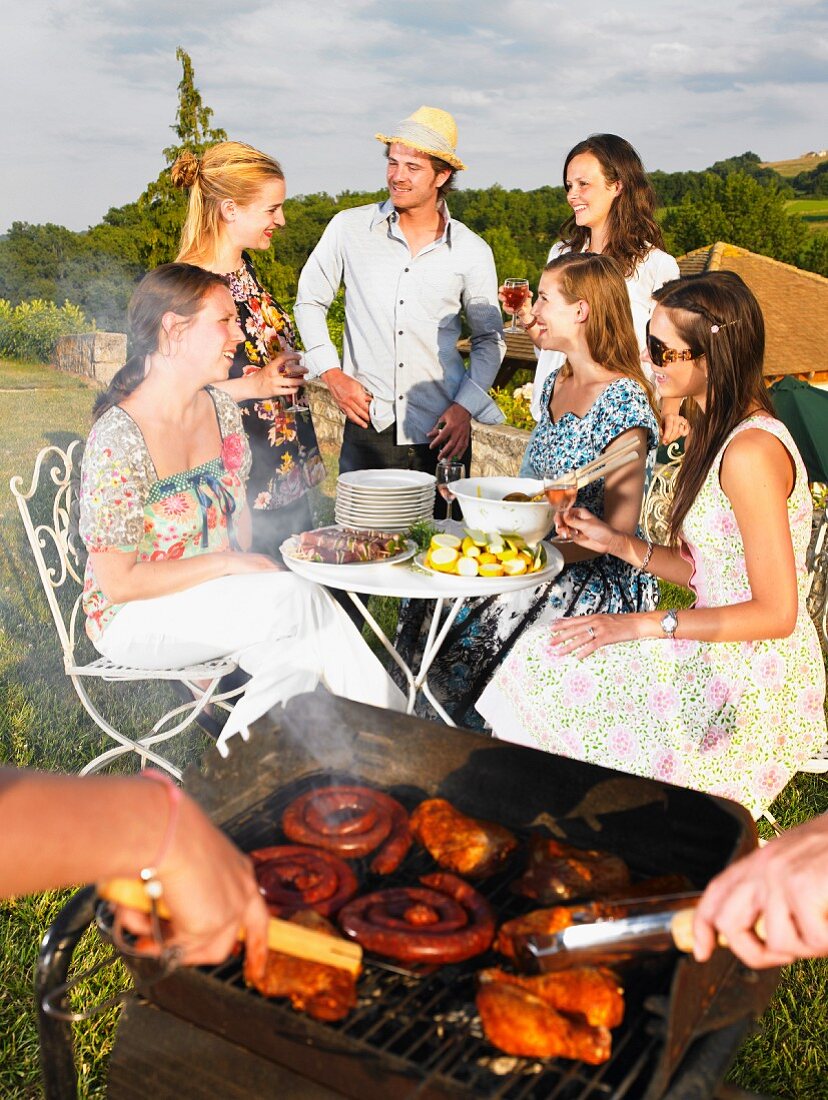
[3,0,827,233]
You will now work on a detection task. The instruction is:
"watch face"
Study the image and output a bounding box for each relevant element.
[661,610,678,636]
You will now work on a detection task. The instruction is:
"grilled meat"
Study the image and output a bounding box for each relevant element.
[476,975,611,1064]
[410,798,518,878]
[243,910,356,1021]
[513,835,630,902]
[478,966,624,1029]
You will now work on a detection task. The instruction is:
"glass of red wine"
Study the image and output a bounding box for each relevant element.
[544,471,578,541]
[436,458,465,522]
[503,278,530,334]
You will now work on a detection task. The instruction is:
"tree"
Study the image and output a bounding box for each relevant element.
[135,47,229,269]
[663,172,808,264]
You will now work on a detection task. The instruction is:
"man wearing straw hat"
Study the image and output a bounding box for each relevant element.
[295,106,505,480]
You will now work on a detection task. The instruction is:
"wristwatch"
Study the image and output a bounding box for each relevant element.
[660,609,678,638]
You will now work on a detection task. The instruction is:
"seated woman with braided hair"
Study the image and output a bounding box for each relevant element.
[80,263,404,752]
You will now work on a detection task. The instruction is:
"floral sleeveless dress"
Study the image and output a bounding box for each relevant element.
[226,255,325,512]
[476,416,827,818]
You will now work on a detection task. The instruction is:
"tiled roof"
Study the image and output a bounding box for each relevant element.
[677,243,828,380]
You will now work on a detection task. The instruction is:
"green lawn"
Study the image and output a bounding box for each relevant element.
[0,359,825,1097]
[785,197,828,232]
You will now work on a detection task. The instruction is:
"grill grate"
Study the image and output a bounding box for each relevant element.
[176,771,676,1100]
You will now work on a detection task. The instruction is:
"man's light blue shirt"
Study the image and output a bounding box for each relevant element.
[295,199,506,445]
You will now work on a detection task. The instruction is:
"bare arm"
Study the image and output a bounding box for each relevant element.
[90,545,279,605]
[551,428,798,655]
[0,768,267,975]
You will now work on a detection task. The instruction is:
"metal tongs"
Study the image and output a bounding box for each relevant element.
[516,892,767,972]
[515,892,702,973]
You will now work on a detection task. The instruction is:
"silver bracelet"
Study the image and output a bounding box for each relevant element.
[640,539,654,573]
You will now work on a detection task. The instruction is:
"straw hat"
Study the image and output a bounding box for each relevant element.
[375,106,467,171]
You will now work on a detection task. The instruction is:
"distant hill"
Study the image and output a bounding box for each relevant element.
[762,153,828,178]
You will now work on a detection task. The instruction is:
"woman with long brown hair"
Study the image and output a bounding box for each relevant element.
[80,264,403,751]
[402,252,659,727]
[478,271,826,820]
[172,142,324,557]
[510,133,683,441]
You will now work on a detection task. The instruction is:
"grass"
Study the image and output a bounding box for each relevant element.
[0,358,826,1097]
[785,197,828,232]
[763,154,828,178]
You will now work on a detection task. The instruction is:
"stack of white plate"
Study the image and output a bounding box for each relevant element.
[335,468,436,531]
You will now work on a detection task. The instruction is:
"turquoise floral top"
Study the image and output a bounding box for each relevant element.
[79,386,251,641]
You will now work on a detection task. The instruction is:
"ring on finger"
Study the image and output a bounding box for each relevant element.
[587,626,595,639]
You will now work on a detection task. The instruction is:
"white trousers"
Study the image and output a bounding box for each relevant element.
[95,572,406,754]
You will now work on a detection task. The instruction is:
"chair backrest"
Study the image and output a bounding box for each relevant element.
[806,508,828,657]
[640,440,683,545]
[9,441,87,669]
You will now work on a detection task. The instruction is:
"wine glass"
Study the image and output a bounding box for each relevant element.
[544,471,578,541]
[280,353,307,414]
[503,278,530,334]
[436,458,465,522]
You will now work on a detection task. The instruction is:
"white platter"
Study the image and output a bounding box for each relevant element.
[282,535,417,568]
[413,543,561,587]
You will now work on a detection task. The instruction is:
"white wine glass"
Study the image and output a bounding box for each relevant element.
[436,458,465,522]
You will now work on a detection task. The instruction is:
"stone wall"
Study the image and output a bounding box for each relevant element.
[305,379,529,477]
[54,332,127,385]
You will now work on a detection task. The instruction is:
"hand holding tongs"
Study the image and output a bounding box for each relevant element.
[515,893,767,972]
[98,877,362,975]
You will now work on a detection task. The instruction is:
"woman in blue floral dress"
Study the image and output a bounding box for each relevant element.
[173,142,324,557]
[403,253,659,727]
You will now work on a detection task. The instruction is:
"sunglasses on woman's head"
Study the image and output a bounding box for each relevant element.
[645,321,703,368]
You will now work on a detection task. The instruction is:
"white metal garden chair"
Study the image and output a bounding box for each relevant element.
[10,441,243,780]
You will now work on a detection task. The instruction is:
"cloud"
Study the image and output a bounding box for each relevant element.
[1,0,826,231]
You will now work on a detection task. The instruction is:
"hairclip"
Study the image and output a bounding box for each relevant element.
[710,319,739,334]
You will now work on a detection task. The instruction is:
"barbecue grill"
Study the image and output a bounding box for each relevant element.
[37,692,780,1099]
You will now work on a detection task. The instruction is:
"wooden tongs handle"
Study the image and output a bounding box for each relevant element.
[98,877,362,976]
[670,907,767,953]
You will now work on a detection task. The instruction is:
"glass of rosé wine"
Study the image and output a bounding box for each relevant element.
[502,278,530,333]
[279,353,307,414]
[544,471,578,541]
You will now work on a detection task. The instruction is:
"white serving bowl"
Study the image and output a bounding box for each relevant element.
[449,477,554,546]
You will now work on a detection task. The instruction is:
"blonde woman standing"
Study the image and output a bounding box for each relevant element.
[173,142,324,557]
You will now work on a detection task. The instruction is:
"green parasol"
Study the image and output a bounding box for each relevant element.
[769,376,828,484]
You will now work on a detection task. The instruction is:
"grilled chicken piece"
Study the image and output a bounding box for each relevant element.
[243,910,356,1021]
[478,967,624,1029]
[410,798,518,878]
[513,836,630,903]
[495,876,693,960]
[495,905,583,959]
[476,976,611,1064]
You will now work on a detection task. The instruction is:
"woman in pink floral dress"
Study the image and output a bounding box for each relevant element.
[80,265,403,751]
[173,142,324,557]
[477,271,826,819]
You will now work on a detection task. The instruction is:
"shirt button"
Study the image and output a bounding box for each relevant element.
[399,300,404,305]
[398,330,403,335]
[398,362,404,368]
[404,267,409,272]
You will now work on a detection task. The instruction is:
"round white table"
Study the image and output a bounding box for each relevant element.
[282,527,563,725]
